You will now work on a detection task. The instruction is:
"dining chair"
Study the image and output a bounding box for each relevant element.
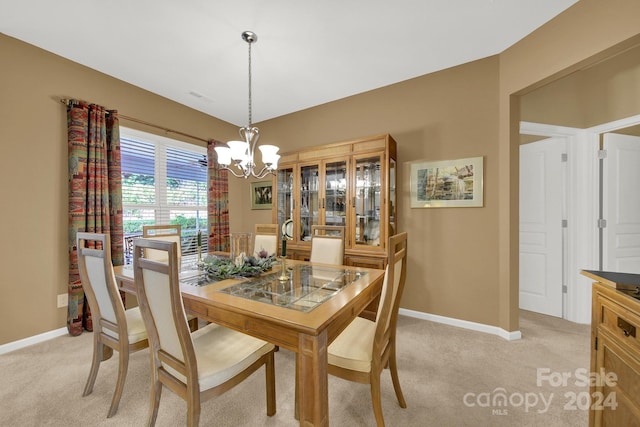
[133,238,277,427]
[253,223,278,258]
[76,232,149,418]
[142,224,182,265]
[327,232,408,427]
[142,224,198,331]
[309,225,345,265]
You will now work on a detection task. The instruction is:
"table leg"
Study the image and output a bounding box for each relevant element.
[297,331,329,427]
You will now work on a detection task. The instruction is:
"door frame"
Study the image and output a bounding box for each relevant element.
[521,114,640,324]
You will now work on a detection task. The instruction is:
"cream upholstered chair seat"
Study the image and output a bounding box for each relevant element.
[101,307,147,343]
[327,316,376,372]
[175,323,273,391]
[76,232,149,418]
[133,238,276,426]
[309,225,345,265]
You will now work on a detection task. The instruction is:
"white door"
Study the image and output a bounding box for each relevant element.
[603,133,640,273]
[519,138,566,317]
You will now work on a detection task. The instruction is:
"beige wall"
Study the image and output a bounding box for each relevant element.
[257,58,502,325]
[0,34,238,344]
[499,0,640,331]
[3,0,640,345]
[521,44,640,128]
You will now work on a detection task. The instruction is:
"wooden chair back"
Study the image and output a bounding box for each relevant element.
[77,233,123,333]
[374,232,408,363]
[254,223,278,235]
[134,238,190,379]
[76,232,148,417]
[143,224,182,264]
[253,223,278,258]
[143,224,182,238]
[310,225,345,265]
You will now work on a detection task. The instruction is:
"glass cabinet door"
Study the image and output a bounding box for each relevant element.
[299,164,319,243]
[276,167,294,241]
[353,155,382,248]
[389,158,396,237]
[323,159,348,229]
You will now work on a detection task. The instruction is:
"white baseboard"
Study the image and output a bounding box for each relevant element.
[399,308,522,341]
[0,327,69,355]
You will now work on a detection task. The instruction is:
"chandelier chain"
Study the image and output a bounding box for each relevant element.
[247,39,252,127]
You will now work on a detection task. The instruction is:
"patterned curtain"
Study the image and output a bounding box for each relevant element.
[67,100,124,336]
[207,140,230,252]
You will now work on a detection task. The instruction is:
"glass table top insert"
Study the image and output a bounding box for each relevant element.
[214,264,367,312]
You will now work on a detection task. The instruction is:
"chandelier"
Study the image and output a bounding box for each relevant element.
[215,31,280,179]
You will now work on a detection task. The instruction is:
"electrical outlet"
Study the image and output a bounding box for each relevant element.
[57,293,68,308]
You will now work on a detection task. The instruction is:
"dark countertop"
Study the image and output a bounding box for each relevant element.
[581,269,640,291]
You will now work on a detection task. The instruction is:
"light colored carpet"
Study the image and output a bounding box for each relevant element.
[0,310,590,426]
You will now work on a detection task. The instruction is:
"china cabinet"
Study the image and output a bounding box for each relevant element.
[273,134,397,269]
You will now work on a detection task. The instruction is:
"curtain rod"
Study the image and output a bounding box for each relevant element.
[60,98,211,144]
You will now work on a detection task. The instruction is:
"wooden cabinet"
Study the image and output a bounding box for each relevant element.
[273,134,397,268]
[582,270,640,426]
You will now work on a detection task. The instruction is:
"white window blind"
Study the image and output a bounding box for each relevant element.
[120,128,208,263]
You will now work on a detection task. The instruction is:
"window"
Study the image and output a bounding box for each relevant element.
[120,128,207,263]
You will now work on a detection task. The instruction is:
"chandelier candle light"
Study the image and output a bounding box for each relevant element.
[215,31,280,179]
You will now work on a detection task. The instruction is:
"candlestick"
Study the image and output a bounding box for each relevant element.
[196,230,204,268]
[278,256,289,281]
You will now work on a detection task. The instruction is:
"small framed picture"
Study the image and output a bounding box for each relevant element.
[251,180,273,210]
[409,156,484,208]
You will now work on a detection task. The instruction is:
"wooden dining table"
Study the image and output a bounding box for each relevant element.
[114,258,384,427]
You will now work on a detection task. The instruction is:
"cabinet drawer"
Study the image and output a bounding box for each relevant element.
[353,138,386,153]
[345,256,385,269]
[291,249,310,262]
[598,295,640,356]
[298,144,351,161]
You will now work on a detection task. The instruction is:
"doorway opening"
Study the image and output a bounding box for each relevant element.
[519,116,640,324]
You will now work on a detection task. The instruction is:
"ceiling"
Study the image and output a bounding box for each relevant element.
[1,0,577,127]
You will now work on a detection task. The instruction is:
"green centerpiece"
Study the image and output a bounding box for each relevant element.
[202,254,277,280]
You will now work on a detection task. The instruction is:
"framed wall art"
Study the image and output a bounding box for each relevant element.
[409,156,483,208]
[250,180,273,210]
